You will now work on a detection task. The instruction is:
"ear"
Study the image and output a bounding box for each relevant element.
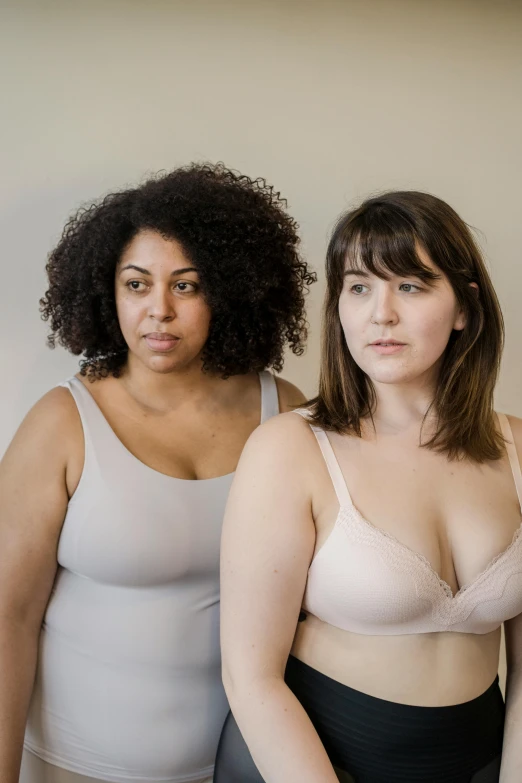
[453,308,467,331]
[453,282,479,331]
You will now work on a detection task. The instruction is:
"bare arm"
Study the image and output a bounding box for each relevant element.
[500,614,522,781]
[220,414,339,783]
[499,415,522,782]
[0,388,79,782]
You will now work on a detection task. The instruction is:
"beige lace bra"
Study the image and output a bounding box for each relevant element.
[297,411,522,635]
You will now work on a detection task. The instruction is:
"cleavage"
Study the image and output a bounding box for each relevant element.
[330,435,521,598]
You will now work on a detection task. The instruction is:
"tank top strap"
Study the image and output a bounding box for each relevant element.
[293,409,353,508]
[259,371,280,423]
[61,376,115,465]
[498,412,522,510]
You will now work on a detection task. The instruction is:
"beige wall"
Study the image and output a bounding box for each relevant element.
[1,0,521,448]
[1,0,521,680]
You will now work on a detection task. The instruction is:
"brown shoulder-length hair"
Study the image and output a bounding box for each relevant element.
[307,191,505,462]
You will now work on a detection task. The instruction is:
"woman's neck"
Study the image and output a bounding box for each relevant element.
[118,355,221,414]
[369,378,438,436]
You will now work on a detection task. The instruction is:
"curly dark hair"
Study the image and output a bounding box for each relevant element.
[40,163,316,379]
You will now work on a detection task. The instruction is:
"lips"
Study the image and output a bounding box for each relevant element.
[369,339,406,355]
[143,332,180,352]
[370,339,405,346]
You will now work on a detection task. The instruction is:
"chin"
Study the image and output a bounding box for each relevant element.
[372,375,416,385]
[149,363,181,374]
[146,350,204,374]
[359,361,415,386]
[140,354,182,374]
[368,368,429,386]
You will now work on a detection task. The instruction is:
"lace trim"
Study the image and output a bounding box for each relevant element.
[324,504,522,627]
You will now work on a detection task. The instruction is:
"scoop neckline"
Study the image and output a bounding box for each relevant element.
[68,376,257,484]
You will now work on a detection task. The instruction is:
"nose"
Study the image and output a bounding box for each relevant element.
[370,284,399,326]
[148,285,175,322]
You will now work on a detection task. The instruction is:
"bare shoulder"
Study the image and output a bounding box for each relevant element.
[2,386,82,465]
[506,413,522,435]
[226,411,319,534]
[240,409,317,476]
[20,385,80,435]
[506,414,522,455]
[274,375,308,412]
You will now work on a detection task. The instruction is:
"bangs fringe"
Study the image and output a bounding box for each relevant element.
[340,211,441,283]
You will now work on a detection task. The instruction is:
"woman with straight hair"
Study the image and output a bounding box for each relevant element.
[215,191,522,782]
[0,163,314,783]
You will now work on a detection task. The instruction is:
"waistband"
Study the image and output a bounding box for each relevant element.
[285,656,505,783]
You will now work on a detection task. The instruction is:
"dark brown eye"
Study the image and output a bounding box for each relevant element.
[175,281,197,293]
[126,280,146,292]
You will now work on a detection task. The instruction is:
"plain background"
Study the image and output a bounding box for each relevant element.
[1,0,521,683]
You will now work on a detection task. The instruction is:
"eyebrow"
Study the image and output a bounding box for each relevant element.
[119,264,198,276]
[344,267,441,282]
[344,268,370,277]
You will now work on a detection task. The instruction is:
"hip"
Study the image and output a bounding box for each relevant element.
[25,663,227,782]
[21,748,215,783]
[285,655,504,782]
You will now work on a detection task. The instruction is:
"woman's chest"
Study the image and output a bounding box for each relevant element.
[59,470,234,587]
[316,440,521,595]
[103,405,257,480]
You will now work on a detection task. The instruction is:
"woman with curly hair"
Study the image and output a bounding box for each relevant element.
[0,163,315,783]
[217,192,522,783]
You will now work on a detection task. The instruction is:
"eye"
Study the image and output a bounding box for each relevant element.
[399,282,422,293]
[174,281,198,293]
[350,283,369,295]
[126,280,148,292]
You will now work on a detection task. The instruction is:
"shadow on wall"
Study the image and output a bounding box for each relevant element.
[0,179,110,454]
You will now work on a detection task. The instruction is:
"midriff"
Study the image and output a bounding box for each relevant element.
[290,612,502,707]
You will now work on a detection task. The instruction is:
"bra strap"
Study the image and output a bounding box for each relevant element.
[293,410,353,507]
[498,413,522,510]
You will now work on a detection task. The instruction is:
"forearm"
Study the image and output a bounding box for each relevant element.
[0,618,40,783]
[500,667,522,782]
[226,675,340,783]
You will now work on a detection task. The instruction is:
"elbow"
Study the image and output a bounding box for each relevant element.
[0,597,47,636]
[221,657,284,715]
[221,658,241,706]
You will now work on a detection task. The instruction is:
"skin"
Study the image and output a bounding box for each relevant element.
[340,246,466,391]
[0,229,304,783]
[220,250,522,783]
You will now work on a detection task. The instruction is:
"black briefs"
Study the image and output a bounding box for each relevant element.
[214,655,504,783]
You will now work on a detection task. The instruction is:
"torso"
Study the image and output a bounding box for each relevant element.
[25,369,294,782]
[291,414,522,706]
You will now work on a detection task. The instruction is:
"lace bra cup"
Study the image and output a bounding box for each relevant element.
[296,411,522,635]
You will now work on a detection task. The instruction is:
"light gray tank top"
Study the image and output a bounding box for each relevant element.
[24,372,279,783]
